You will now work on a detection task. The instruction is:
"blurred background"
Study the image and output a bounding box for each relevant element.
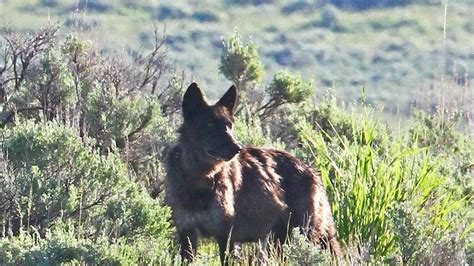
[1,0,472,117]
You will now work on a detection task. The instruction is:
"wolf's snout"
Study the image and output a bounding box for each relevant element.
[206,141,242,161]
[232,143,243,155]
[223,141,242,160]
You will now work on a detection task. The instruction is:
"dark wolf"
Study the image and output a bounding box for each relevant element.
[165,82,341,264]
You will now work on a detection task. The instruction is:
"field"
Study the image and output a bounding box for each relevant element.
[0,0,472,265]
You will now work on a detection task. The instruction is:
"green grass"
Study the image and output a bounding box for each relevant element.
[294,102,472,263]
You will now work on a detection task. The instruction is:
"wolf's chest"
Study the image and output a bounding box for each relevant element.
[172,199,228,236]
[179,188,215,210]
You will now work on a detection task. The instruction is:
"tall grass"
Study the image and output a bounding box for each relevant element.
[297,106,471,263]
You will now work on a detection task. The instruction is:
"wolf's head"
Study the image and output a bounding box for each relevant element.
[180,82,242,162]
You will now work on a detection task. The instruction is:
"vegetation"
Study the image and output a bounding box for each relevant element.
[0,1,472,264]
[0,0,471,113]
[297,106,471,264]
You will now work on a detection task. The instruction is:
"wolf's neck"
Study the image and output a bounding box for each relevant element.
[180,146,224,178]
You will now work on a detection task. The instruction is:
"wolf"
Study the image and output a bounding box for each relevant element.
[165,82,341,264]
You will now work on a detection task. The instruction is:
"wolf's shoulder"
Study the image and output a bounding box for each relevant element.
[238,146,297,162]
[238,146,319,179]
[235,147,297,171]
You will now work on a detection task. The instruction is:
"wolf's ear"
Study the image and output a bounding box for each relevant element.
[217,85,237,113]
[183,82,207,120]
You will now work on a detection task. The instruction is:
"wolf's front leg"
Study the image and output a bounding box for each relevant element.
[179,228,198,262]
[217,235,236,266]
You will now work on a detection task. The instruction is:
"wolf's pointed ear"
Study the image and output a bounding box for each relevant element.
[183,82,207,121]
[217,85,237,113]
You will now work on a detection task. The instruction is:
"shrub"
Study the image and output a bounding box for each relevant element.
[410,110,472,156]
[307,96,388,146]
[156,5,188,20]
[64,14,101,31]
[0,224,103,265]
[268,48,293,66]
[219,31,264,108]
[306,5,344,32]
[233,112,285,149]
[1,26,175,200]
[259,71,313,119]
[329,0,413,10]
[191,11,220,23]
[0,216,175,265]
[0,122,175,264]
[281,1,315,14]
[409,110,473,197]
[1,122,126,235]
[39,0,58,8]
[225,0,275,6]
[102,181,173,241]
[266,71,313,104]
[84,90,160,149]
[320,5,341,29]
[283,228,330,264]
[75,0,112,13]
[388,203,440,264]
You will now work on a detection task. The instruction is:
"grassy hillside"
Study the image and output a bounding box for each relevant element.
[1,0,472,113]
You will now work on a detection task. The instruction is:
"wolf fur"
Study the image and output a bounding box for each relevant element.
[165,82,341,264]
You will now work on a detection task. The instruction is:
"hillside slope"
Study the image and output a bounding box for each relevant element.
[0,0,471,113]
